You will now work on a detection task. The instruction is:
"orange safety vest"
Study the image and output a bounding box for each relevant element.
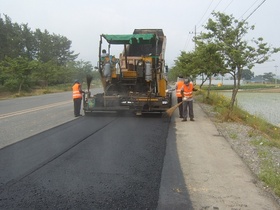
[181,82,193,98]
[72,83,82,99]
[176,80,185,98]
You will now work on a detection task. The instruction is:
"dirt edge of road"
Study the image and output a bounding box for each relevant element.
[199,101,280,205]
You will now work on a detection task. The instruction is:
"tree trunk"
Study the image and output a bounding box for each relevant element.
[207,77,212,98]
[18,79,24,95]
[199,75,208,89]
[230,87,238,110]
[229,67,242,111]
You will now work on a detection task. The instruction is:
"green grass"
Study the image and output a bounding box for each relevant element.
[259,158,280,196]
[0,83,72,99]
[201,84,276,91]
[0,81,103,100]
[250,138,270,147]
[196,89,280,197]
[229,132,238,139]
[197,90,280,147]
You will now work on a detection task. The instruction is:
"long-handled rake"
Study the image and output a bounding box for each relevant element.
[86,74,93,92]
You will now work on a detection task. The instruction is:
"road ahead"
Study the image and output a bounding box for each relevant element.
[0,89,105,149]
[1,91,279,209]
[0,91,169,209]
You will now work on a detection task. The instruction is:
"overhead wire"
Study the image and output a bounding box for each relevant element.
[195,0,214,27]
[195,0,266,33]
[243,0,266,21]
[183,0,214,52]
[223,0,235,12]
[197,0,223,30]
[183,0,266,52]
[185,0,224,51]
[183,33,193,51]
[238,0,260,20]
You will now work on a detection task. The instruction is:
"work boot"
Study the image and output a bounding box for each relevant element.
[182,118,187,122]
[190,118,194,121]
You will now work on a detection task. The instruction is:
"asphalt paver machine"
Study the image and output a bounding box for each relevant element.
[83,29,171,115]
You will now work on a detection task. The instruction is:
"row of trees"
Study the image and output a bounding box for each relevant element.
[241,69,277,83]
[0,14,96,93]
[204,69,276,82]
[169,12,279,111]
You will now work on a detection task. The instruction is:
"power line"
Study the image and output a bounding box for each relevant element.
[188,0,216,52]
[197,0,223,30]
[238,0,260,20]
[183,33,193,51]
[212,0,224,12]
[187,0,266,52]
[196,0,214,27]
[223,0,235,12]
[244,0,266,21]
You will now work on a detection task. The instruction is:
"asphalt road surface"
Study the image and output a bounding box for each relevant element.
[1,90,279,209]
[0,92,169,209]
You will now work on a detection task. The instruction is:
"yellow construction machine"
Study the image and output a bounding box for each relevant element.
[83,29,171,115]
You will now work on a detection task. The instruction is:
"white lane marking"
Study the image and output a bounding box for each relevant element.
[0,100,72,119]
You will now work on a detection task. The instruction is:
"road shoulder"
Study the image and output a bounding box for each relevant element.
[157,101,279,209]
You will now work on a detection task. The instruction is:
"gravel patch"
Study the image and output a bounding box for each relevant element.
[198,102,280,204]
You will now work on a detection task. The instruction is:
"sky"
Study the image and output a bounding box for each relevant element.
[1,0,279,76]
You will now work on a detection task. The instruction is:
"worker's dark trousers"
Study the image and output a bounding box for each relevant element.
[182,100,194,119]
[73,98,82,116]
[177,97,183,117]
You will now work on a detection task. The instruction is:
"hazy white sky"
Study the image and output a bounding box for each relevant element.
[1,0,279,76]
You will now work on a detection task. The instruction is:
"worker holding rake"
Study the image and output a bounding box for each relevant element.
[175,75,185,118]
[181,78,194,122]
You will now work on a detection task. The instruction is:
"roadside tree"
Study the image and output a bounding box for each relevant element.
[171,51,197,78]
[0,14,93,93]
[0,57,38,93]
[199,12,279,111]
[194,42,225,97]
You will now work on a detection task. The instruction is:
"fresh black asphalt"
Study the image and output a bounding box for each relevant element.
[0,114,169,209]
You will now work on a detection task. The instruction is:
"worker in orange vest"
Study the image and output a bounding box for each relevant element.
[175,75,184,118]
[181,78,194,122]
[72,80,85,117]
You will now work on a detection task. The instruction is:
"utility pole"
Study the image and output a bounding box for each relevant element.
[275,65,278,87]
[194,25,197,50]
[189,25,200,82]
[189,25,197,50]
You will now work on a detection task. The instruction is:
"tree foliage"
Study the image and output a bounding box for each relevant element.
[200,12,279,111]
[262,72,275,82]
[171,12,279,113]
[169,42,225,97]
[0,57,38,93]
[0,14,92,92]
[241,69,254,80]
[194,42,226,96]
